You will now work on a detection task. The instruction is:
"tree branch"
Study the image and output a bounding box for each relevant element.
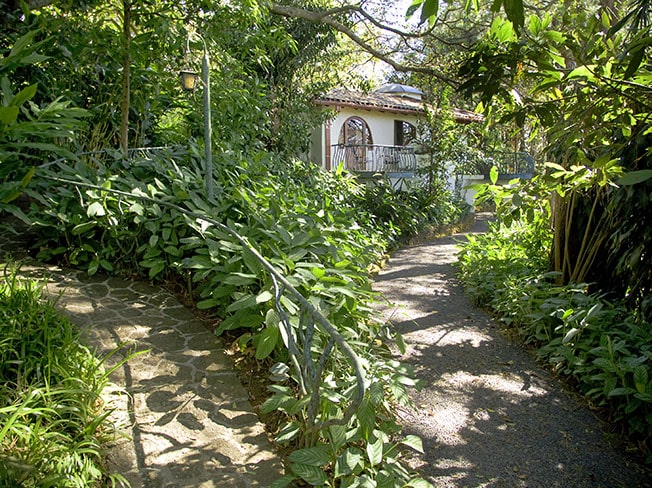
[268,3,458,86]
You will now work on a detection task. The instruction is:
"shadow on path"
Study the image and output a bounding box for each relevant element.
[374,213,650,488]
[0,227,282,488]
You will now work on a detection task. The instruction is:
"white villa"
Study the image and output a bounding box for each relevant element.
[309,84,482,178]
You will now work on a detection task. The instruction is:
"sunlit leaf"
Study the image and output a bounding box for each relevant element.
[366,436,383,466]
[407,479,435,488]
[334,447,364,478]
[288,445,331,467]
[255,324,279,359]
[401,434,424,453]
[490,166,499,184]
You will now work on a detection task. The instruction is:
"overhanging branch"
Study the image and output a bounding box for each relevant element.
[269,3,458,86]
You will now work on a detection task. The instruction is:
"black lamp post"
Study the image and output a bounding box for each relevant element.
[179,36,213,200]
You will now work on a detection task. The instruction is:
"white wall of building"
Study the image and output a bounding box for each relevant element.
[330,108,416,146]
[311,107,421,169]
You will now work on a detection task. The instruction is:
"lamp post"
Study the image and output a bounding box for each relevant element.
[179,35,213,200]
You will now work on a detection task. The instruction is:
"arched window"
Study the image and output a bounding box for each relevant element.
[338,117,373,170]
[338,116,373,146]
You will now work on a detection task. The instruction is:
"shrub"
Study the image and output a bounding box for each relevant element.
[25,148,434,486]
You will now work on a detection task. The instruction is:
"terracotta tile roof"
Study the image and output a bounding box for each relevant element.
[315,89,484,124]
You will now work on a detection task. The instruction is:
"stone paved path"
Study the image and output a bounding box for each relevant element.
[0,232,283,487]
[374,214,651,488]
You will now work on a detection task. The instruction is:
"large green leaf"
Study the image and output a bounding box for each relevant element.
[328,423,348,452]
[11,83,38,107]
[618,170,652,186]
[356,397,375,440]
[255,324,279,359]
[366,436,383,466]
[261,392,298,415]
[71,221,97,235]
[290,463,328,485]
[633,366,648,394]
[226,293,258,312]
[288,445,331,467]
[275,421,301,443]
[334,447,363,478]
[224,273,258,286]
[401,434,424,453]
[419,0,439,25]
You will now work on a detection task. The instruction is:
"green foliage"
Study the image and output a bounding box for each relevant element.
[0,266,129,487]
[411,0,525,30]
[5,1,341,156]
[0,31,88,207]
[460,142,651,461]
[362,177,470,246]
[457,1,652,318]
[28,147,435,486]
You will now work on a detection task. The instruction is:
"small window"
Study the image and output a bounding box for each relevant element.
[394,120,416,146]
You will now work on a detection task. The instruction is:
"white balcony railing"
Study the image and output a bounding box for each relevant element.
[331,144,417,173]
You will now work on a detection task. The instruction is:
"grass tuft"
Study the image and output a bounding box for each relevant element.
[0,265,128,487]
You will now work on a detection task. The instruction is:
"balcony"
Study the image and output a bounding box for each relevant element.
[331,144,417,174]
[476,151,535,179]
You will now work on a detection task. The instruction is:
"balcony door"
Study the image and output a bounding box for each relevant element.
[338,116,373,170]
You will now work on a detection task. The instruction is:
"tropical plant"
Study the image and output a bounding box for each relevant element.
[455,2,652,319]
[24,147,435,486]
[0,30,87,209]
[0,266,132,486]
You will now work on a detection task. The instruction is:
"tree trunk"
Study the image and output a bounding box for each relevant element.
[120,0,131,155]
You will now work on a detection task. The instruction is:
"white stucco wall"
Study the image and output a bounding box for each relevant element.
[330,108,418,146]
[311,107,421,169]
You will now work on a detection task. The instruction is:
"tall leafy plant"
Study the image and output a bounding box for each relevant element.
[455,4,652,320]
[0,30,87,211]
[0,267,131,486]
[27,147,434,486]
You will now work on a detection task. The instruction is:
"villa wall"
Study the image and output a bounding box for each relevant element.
[311,107,420,170]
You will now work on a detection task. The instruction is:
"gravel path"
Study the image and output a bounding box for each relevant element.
[373,214,650,488]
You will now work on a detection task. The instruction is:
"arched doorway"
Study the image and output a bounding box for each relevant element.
[338,116,373,170]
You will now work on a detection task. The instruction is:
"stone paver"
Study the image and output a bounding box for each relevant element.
[0,233,283,487]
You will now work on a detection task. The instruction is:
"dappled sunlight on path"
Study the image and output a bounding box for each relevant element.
[0,226,282,488]
[374,213,648,488]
